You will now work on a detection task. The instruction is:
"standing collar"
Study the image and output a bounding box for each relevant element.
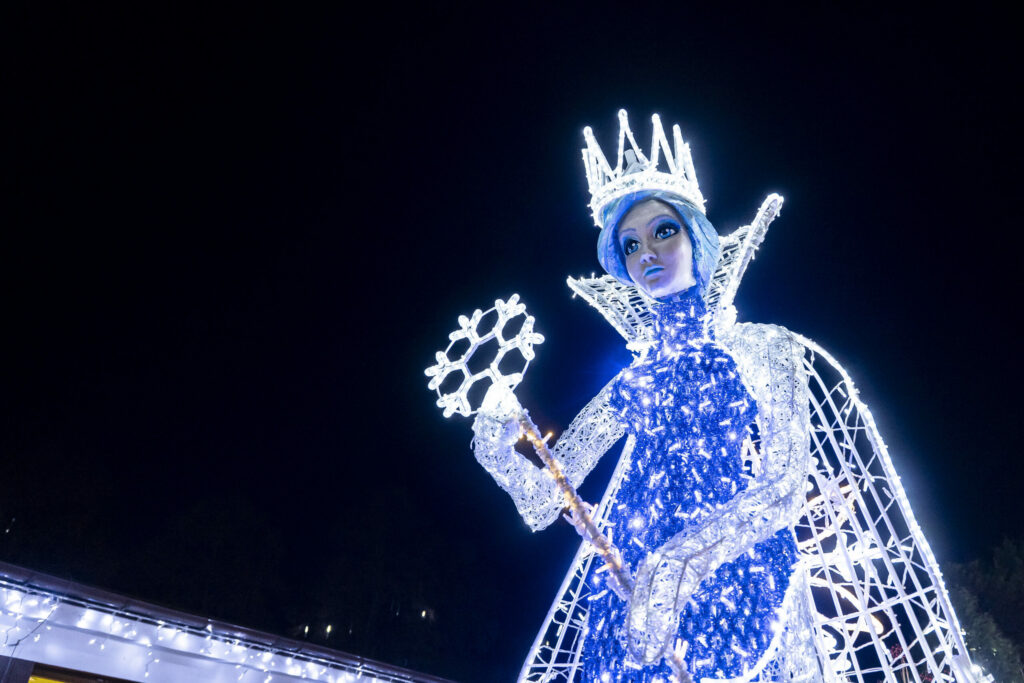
[649,286,711,344]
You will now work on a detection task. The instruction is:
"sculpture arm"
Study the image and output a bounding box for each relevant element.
[551,378,628,490]
[471,376,627,532]
[628,324,811,663]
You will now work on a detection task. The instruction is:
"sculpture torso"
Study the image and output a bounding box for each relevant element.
[583,288,798,681]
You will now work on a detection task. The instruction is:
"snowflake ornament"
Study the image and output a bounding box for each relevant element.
[425,294,544,418]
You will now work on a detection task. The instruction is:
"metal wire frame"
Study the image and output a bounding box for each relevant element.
[791,337,972,683]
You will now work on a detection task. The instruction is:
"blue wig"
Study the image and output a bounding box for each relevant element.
[596,190,721,296]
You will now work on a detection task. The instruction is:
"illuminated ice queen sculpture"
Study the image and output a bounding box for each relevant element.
[425,111,984,683]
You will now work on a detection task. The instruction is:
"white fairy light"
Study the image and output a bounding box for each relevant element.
[1,576,443,683]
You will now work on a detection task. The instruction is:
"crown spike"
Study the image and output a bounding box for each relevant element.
[650,114,675,174]
[681,141,697,184]
[672,125,686,172]
[615,111,628,173]
[583,126,613,180]
[618,110,649,167]
[649,114,662,168]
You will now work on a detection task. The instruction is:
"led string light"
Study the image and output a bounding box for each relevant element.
[1,578,438,683]
[1,587,58,650]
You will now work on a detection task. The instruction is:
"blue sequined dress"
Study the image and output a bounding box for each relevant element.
[582,287,797,681]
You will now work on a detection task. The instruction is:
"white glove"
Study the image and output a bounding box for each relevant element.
[472,377,526,468]
[478,376,522,423]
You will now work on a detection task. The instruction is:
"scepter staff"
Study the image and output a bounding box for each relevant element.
[426,295,691,682]
[518,412,632,595]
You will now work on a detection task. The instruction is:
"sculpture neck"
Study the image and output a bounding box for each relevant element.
[649,286,711,344]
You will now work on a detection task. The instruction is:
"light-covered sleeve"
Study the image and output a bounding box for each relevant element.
[471,377,627,531]
[628,323,811,663]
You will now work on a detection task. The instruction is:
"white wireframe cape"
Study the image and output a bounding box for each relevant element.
[518,195,980,683]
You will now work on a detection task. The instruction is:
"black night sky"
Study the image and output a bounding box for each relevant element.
[3,4,1021,681]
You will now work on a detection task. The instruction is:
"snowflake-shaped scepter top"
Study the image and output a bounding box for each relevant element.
[425,294,544,418]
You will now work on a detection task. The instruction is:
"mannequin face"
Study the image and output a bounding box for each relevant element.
[617,199,696,298]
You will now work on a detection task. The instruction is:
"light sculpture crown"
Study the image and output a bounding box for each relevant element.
[583,109,706,227]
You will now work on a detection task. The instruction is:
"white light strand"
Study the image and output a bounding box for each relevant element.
[0,579,432,683]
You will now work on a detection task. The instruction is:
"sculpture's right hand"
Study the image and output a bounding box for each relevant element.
[478,378,523,423]
[472,379,525,465]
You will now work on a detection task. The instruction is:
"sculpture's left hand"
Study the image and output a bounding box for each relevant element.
[625,542,711,666]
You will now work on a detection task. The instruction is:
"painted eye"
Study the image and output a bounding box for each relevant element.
[622,238,639,255]
[654,222,680,239]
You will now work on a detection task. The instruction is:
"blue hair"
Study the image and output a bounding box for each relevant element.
[596,190,720,296]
